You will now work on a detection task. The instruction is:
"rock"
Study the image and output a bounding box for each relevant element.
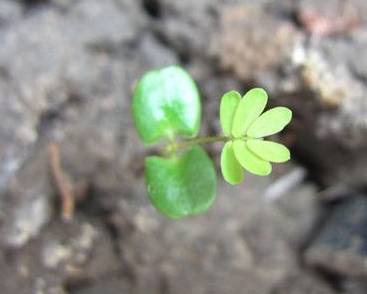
[305,195,367,277]
[154,0,222,60]
[341,278,367,294]
[0,145,52,248]
[0,217,120,294]
[214,4,300,82]
[270,166,320,248]
[287,34,367,186]
[105,168,324,294]
[71,277,131,294]
[203,1,367,187]
[297,0,367,34]
[0,0,22,25]
[137,33,177,68]
[0,0,149,249]
[0,74,40,194]
[273,270,335,294]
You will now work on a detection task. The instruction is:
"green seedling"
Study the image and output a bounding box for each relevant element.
[132,66,292,219]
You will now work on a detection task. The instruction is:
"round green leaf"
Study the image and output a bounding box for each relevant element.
[232,140,272,176]
[247,107,292,138]
[132,66,201,144]
[145,145,217,219]
[220,142,244,185]
[247,139,290,163]
[220,91,241,136]
[232,88,268,138]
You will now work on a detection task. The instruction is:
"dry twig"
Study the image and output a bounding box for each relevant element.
[48,142,75,222]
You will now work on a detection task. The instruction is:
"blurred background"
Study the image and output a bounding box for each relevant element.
[1,0,367,293]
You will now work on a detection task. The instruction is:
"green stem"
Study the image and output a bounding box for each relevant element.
[178,135,228,148]
[163,135,229,155]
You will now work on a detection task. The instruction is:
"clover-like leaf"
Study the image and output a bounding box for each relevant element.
[220,91,241,136]
[221,142,244,185]
[247,107,292,138]
[232,140,272,176]
[145,145,216,219]
[247,139,290,163]
[132,66,201,144]
[232,88,268,138]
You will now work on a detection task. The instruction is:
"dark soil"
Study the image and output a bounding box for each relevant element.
[1,0,367,293]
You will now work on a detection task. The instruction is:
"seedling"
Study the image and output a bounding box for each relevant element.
[132,66,292,219]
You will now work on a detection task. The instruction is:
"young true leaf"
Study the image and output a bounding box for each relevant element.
[145,145,216,219]
[247,140,290,163]
[220,91,241,136]
[221,142,244,185]
[232,140,272,176]
[132,66,201,144]
[232,88,268,138]
[247,107,292,138]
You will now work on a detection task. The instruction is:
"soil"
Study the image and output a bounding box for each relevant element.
[0,0,367,293]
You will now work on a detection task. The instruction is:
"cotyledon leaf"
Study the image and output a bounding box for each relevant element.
[231,88,268,138]
[247,107,292,138]
[132,66,201,144]
[247,140,290,163]
[220,91,241,136]
[145,145,217,219]
[232,140,272,176]
[221,142,244,185]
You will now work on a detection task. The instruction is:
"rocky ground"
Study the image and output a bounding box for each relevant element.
[0,0,367,293]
